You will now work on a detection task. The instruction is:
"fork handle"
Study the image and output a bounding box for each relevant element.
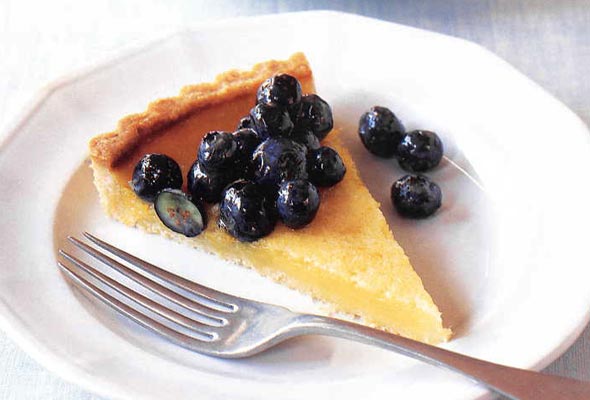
[295,315,590,400]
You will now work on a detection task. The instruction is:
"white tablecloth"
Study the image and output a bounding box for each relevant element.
[1,1,589,398]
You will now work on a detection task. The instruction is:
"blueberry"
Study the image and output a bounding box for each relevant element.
[358,106,405,158]
[307,146,346,187]
[291,128,320,151]
[154,189,207,237]
[218,180,277,242]
[232,128,262,177]
[391,175,442,218]
[234,128,261,157]
[249,104,294,139]
[294,94,333,140]
[197,131,238,172]
[276,179,320,229]
[237,115,254,130]
[131,154,183,202]
[397,130,444,172]
[187,160,232,203]
[252,137,308,187]
[257,74,302,108]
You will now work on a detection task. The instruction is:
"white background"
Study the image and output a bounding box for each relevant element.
[1,1,589,398]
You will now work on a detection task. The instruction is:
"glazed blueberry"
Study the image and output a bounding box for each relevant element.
[233,128,262,178]
[294,94,333,140]
[249,104,294,139]
[131,153,183,202]
[307,146,346,187]
[234,128,261,157]
[257,74,302,108]
[187,160,232,203]
[252,137,308,187]
[291,128,321,151]
[391,175,442,218]
[276,179,320,229]
[197,131,239,172]
[358,106,405,158]
[154,189,207,237]
[218,180,277,242]
[237,115,254,130]
[397,130,444,172]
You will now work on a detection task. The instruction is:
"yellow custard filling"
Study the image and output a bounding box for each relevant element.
[89,53,451,344]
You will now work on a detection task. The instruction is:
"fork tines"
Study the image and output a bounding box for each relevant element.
[58,233,239,350]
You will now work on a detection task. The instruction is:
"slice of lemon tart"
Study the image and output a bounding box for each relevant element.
[89,53,451,344]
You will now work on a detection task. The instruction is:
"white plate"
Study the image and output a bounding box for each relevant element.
[1,11,590,400]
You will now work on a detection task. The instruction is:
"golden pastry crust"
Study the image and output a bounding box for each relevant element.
[89,52,313,168]
[87,53,451,344]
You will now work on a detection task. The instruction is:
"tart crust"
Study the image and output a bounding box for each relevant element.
[90,53,312,168]
[88,53,451,344]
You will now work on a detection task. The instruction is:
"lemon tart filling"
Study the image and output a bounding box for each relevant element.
[89,53,451,344]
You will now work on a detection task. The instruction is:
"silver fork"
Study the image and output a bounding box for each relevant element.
[58,233,590,400]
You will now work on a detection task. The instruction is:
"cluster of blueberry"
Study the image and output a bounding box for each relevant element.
[358,106,443,218]
[131,74,345,241]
